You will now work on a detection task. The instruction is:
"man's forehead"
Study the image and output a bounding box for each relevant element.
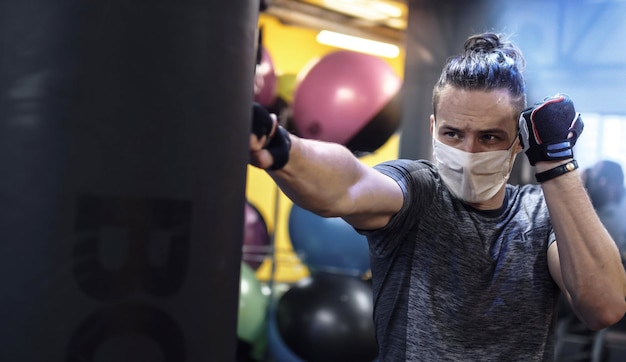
[437,87,516,113]
[438,122,511,134]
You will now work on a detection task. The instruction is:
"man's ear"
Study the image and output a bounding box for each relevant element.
[429,114,435,136]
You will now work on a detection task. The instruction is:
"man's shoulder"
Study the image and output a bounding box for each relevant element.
[506,183,548,213]
[507,182,544,198]
[374,159,436,175]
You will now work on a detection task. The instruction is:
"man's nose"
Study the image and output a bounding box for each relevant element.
[460,138,480,153]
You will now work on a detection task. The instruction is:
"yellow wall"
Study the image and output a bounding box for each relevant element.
[258,15,405,78]
[248,14,404,282]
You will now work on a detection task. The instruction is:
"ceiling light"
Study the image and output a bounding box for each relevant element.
[369,1,403,17]
[316,30,400,58]
[322,0,403,21]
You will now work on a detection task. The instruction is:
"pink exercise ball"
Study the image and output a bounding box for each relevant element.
[253,46,277,107]
[292,50,402,153]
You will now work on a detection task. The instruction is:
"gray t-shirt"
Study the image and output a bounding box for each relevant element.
[361,159,560,361]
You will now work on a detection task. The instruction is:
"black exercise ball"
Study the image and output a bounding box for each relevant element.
[275,273,378,362]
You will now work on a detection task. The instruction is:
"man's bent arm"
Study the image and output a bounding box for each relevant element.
[543,160,626,330]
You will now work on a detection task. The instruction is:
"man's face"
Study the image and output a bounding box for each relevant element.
[430,86,522,154]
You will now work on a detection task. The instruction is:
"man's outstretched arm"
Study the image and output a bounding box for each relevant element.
[249,103,403,230]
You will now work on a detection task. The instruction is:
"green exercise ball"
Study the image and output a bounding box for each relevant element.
[237,262,268,343]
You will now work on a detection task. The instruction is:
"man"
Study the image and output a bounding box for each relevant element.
[249,32,626,361]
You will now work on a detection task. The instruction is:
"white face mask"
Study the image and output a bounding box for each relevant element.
[432,137,518,203]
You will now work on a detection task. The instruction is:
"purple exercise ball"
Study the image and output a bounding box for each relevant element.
[243,201,270,270]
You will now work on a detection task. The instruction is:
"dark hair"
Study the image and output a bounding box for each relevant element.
[432,32,527,117]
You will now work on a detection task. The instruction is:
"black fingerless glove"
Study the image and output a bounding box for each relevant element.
[252,102,291,170]
[518,94,584,166]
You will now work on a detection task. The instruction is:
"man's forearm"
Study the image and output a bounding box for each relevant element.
[268,135,370,217]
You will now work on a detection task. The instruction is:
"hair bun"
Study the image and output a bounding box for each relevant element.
[464,33,501,53]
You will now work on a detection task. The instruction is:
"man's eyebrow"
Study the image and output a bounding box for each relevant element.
[478,128,509,136]
[438,125,462,132]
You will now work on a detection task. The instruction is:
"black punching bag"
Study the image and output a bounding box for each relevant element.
[0,0,257,361]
